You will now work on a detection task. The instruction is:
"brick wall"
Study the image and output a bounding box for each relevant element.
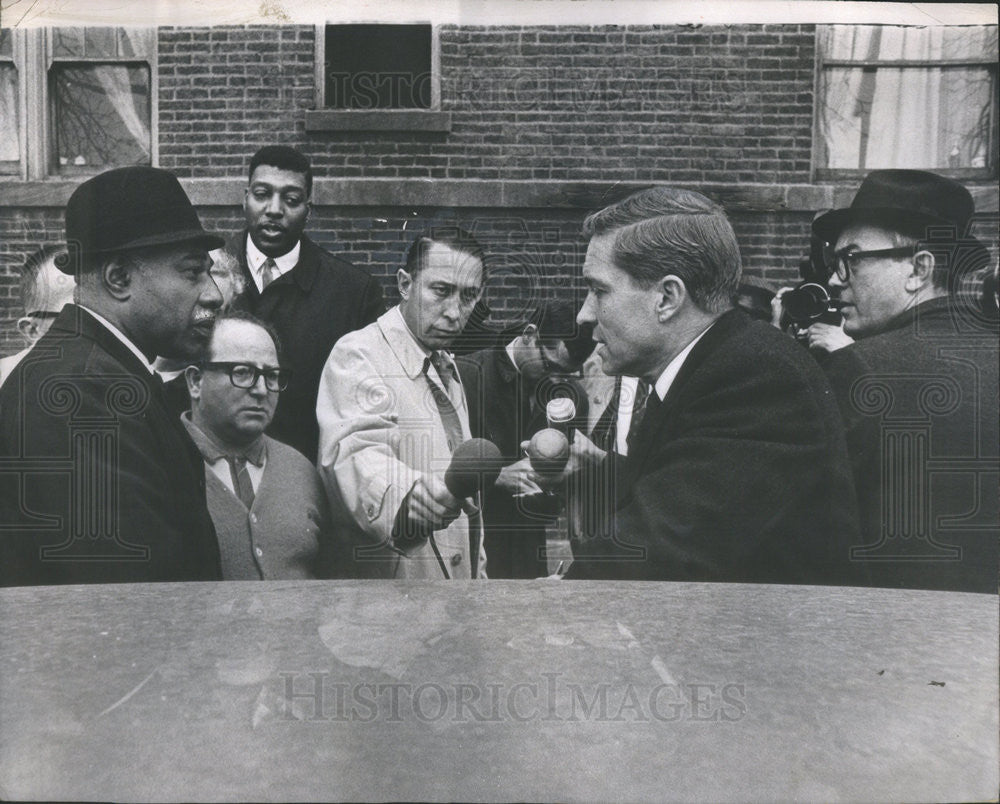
[1,23,993,356]
[158,24,816,182]
[0,205,807,356]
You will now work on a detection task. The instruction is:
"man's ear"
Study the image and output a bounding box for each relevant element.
[397,268,412,299]
[184,365,203,400]
[906,250,936,293]
[655,275,687,321]
[15,316,39,345]
[103,255,134,300]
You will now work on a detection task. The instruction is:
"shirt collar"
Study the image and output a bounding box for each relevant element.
[382,305,460,382]
[181,411,267,466]
[77,304,155,374]
[245,234,301,277]
[652,321,715,401]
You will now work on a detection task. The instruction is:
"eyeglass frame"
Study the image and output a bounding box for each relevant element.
[824,245,919,283]
[199,361,291,392]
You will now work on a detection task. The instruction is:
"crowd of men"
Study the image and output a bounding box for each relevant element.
[0,146,996,593]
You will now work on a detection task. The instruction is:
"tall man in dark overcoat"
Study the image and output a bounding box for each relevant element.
[547,186,865,586]
[230,145,384,461]
[0,167,225,585]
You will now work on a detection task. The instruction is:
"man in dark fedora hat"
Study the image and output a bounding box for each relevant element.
[813,169,998,593]
[0,166,226,586]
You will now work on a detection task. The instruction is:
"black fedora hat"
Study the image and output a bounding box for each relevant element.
[812,169,976,246]
[63,166,224,274]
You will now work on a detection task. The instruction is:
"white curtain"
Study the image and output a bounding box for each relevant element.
[0,65,18,163]
[93,65,150,160]
[819,25,997,170]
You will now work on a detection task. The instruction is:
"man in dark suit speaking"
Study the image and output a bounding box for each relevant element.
[0,167,225,585]
[230,146,384,462]
[552,186,864,586]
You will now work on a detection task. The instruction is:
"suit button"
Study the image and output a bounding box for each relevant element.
[255,547,263,557]
[366,505,374,517]
[250,514,258,523]
[450,553,462,567]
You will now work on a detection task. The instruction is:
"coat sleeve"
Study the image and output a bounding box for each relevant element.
[316,336,424,547]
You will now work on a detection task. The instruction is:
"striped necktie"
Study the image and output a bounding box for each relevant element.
[424,352,463,453]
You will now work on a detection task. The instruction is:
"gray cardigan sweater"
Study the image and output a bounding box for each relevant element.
[183,418,335,579]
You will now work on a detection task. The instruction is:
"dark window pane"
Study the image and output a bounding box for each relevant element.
[324,24,432,109]
[0,29,13,58]
[52,28,85,58]
[50,63,151,171]
[0,64,19,162]
[84,28,117,58]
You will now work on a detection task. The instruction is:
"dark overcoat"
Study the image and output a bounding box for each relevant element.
[821,298,998,593]
[567,309,866,586]
[0,305,221,585]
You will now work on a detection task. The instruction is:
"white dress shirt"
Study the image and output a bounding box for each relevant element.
[245,235,300,293]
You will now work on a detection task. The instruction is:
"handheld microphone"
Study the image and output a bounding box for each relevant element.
[527,428,570,480]
[545,397,576,437]
[444,438,503,501]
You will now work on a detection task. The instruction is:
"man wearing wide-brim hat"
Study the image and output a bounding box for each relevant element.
[812,169,998,594]
[0,166,226,586]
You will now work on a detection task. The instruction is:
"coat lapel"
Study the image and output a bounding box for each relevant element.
[623,309,748,482]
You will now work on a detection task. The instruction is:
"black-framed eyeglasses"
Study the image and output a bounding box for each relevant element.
[825,245,918,282]
[200,361,290,391]
[26,310,61,320]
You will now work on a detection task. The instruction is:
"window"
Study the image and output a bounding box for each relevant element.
[307,23,449,132]
[0,26,155,179]
[0,29,19,172]
[324,24,431,109]
[815,25,998,179]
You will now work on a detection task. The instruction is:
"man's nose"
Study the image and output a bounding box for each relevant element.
[264,193,282,216]
[577,294,595,325]
[442,295,462,322]
[828,271,846,290]
[201,275,225,310]
[248,373,269,396]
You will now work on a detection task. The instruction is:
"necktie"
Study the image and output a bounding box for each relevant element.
[625,379,652,454]
[260,258,276,290]
[590,377,622,453]
[227,456,255,509]
[424,353,463,453]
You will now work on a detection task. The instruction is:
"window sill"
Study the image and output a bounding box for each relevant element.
[304,110,452,133]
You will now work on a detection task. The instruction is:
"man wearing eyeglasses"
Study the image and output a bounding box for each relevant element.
[183,311,334,579]
[813,169,998,593]
[0,246,76,388]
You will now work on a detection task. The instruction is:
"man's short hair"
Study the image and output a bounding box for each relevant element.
[404,228,487,278]
[20,245,68,314]
[203,309,284,367]
[583,186,742,314]
[248,145,313,198]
